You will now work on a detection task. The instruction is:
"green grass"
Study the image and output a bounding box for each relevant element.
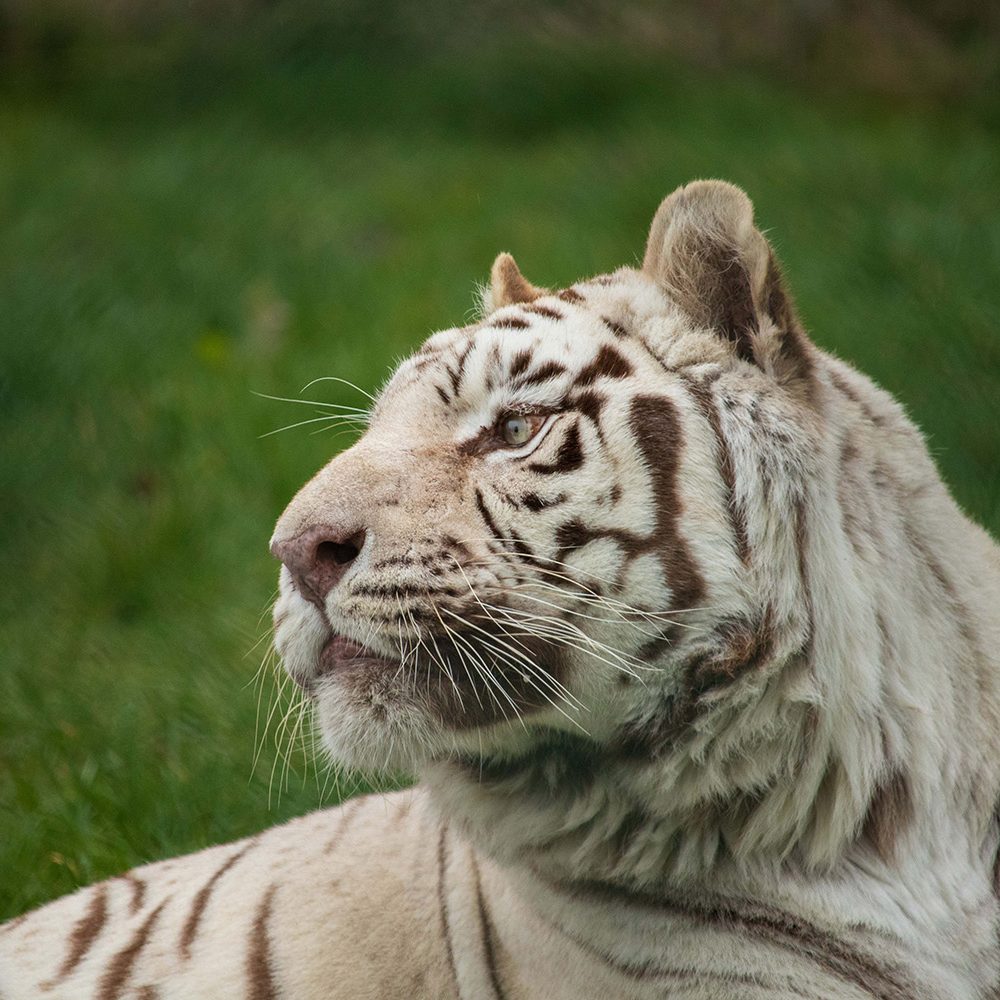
[1,46,998,919]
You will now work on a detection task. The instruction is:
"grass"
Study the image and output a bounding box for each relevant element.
[1,44,998,919]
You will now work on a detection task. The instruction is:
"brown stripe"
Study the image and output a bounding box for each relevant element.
[558,287,584,303]
[472,860,507,999]
[562,880,914,1000]
[136,987,160,1000]
[246,885,279,1000]
[680,373,750,566]
[121,873,146,915]
[48,882,109,984]
[508,348,532,378]
[324,797,363,854]
[538,909,768,987]
[861,766,913,861]
[437,826,460,992]
[0,912,29,934]
[179,839,257,960]
[521,491,565,512]
[687,607,776,696]
[528,421,583,475]
[762,253,816,393]
[508,529,536,560]
[474,487,506,543]
[452,338,475,392]
[829,368,882,426]
[571,389,606,429]
[793,494,815,657]
[601,316,629,338]
[97,899,168,1000]
[434,384,450,406]
[514,360,567,387]
[629,395,706,614]
[575,345,633,386]
[491,315,530,330]
[525,303,564,320]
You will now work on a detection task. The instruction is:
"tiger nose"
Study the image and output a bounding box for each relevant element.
[270,525,367,609]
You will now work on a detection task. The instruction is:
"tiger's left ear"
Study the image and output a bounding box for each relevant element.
[643,180,813,390]
[488,252,548,310]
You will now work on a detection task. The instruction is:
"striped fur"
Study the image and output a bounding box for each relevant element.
[3,180,1000,998]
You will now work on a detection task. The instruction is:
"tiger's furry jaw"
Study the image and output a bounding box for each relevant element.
[272,180,1000,889]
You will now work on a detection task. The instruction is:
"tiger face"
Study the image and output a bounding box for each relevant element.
[271,181,819,790]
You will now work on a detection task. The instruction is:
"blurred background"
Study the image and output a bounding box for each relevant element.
[1,0,998,918]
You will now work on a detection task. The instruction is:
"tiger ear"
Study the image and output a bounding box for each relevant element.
[642,180,813,389]
[488,252,548,310]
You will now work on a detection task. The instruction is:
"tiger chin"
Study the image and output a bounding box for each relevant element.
[4,181,1000,999]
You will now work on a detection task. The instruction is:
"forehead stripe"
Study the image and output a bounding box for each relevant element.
[525,303,564,320]
[509,349,533,378]
[575,345,633,387]
[515,361,567,388]
[491,315,530,330]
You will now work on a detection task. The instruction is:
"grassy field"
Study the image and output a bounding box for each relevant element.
[1,45,999,919]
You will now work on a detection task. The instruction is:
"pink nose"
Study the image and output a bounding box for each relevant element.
[270,525,367,609]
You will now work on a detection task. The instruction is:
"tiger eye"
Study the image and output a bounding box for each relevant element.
[500,414,542,447]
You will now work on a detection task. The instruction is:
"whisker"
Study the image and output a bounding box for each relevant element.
[258,414,369,439]
[299,376,378,403]
[253,390,371,415]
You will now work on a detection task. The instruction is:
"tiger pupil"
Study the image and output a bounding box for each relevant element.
[505,416,530,445]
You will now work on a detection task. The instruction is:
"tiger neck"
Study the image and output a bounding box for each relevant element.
[423,730,995,969]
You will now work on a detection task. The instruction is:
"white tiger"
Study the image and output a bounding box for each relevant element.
[3,180,1000,999]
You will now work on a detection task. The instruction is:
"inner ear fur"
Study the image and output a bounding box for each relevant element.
[489,252,548,310]
[643,180,813,389]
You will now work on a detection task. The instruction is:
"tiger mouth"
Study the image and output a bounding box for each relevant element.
[316,634,398,679]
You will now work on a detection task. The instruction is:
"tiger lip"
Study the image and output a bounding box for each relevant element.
[317,634,396,675]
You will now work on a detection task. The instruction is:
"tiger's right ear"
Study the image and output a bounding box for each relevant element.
[487,253,548,311]
[642,180,814,394]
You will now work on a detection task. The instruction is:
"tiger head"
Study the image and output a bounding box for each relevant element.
[271,181,999,882]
